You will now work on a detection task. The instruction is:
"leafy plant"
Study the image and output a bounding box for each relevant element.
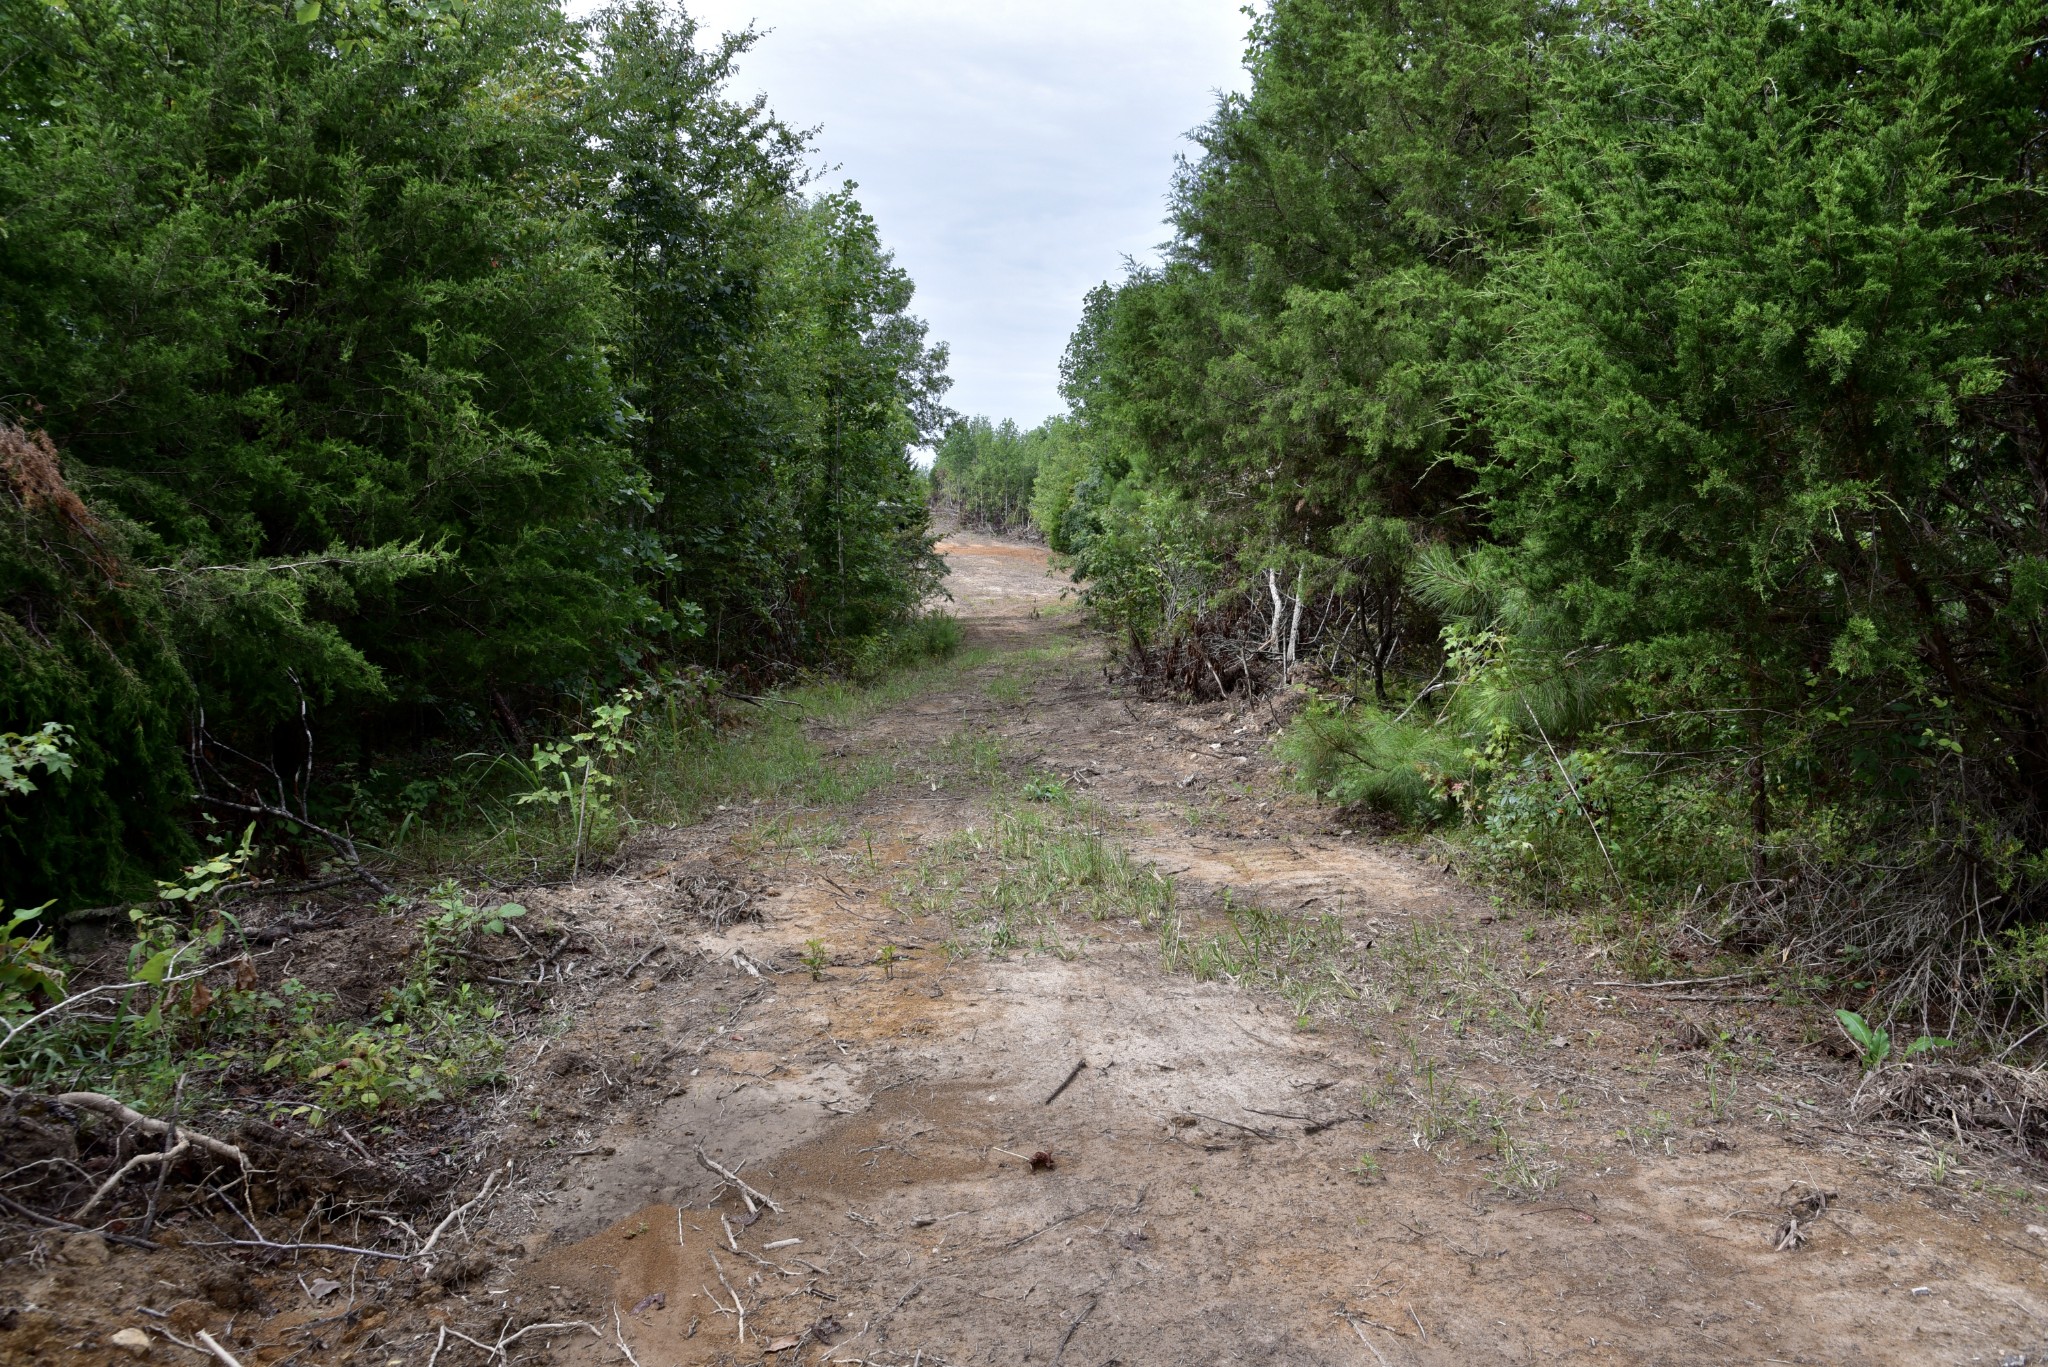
[154,823,258,905]
[515,689,642,876]
[0,724,75,798]
[1022,774,1069,803]
[1834,1010,1952,1074]
[802,939,828,981]
[0,904,66,1020]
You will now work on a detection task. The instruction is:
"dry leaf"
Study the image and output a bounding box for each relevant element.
[307,1277,343,1301]
[766,1336,801,1352]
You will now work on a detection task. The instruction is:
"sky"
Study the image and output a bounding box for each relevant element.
[678,0,1252,429]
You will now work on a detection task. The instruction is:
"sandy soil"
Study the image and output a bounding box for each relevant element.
[12,536,2048,1366]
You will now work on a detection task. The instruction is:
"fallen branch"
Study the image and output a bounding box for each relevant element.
[0,1191,158,1249]
[695,1148,783,1213]
[195,793,394,896]
[54,1091,247,1169]
[74,1138,190,1221]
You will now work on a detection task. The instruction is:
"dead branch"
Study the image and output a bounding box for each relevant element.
[1043,1059,1087,1106]
[53,1091,246,1169]
[695,1148,783,1213]
[0,1191,159,1249]
[73,1138,190,1221]
[195,1329,245,1367]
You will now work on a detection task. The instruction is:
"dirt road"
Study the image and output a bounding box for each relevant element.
[448,541,2048,1364]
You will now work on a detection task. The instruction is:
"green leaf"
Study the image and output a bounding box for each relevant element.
[294,2,321,22]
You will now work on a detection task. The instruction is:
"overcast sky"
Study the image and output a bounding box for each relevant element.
[679,0,1251,429]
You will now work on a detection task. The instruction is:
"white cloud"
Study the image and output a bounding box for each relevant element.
[677,0,1251,426]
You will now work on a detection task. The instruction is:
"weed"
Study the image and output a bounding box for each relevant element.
[876,944,899,978]
[803,939,829,981]
[1834,1009,1952,1073]
[986,674,1028,706]
[1488,1120,1559,1196]
[1164,891,1359,1024]
[1022,774,1069,804]
[901,799,1175,957]
[1703,1054,1736,1121]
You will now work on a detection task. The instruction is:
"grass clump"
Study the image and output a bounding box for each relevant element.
[900,799,1176,956]
[367,613,968,880]
[1158,890,1359,1027]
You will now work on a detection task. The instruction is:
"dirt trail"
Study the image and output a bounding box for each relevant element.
[459,540,2045,1365]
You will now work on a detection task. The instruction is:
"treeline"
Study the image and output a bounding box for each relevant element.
[1,0,950,911]
[928,415,1084,534]
[1038,0,2048,1036]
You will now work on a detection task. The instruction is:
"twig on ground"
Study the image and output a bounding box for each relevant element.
[1243,1105,1367,1135]
[1188,1111,1274,1140]
[195,1330,245,1367]
[1344,1319,1391,1366]
[417,1161,511,1259]
[140,1074,186,1239]
[696,1148,783,1213]
[1055,1294,1098,1359]
[612,1304,643,1366]
[494,1320,599,1354]
[708,1251,747,1343]
[996,1207,1096,1252]
[74,1138,191,1221]
[1043,1059,1087,1105]
[192,1234,412,1261]
[0,1191,158,1249]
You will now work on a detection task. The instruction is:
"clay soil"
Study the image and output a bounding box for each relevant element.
[10,537,2048,1366]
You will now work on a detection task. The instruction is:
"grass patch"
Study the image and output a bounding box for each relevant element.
[897,798,1176,957]
[376,614,973,881]
[1158,890,1361,1027]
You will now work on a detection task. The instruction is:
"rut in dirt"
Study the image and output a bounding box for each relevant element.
[461,536,2046,1367]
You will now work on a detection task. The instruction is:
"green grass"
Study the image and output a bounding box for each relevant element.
[897,798,1177,957]
[376,615,976,880]
[1157,890,1361,1027]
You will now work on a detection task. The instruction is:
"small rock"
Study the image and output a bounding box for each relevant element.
[633,978,655,993]
[109,1327,152,1358]
[1910,1286,1932,1297]
[56,1231,109,1265]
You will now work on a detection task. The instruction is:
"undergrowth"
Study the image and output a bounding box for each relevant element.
[0,613,973,1139]
[360,612,968,880]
